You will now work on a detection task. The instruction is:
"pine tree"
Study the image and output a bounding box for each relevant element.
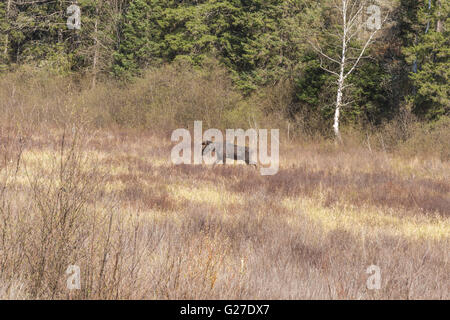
[7,0,70,72]
[72,0,121,85]
[403,0,449,120]
[113,0,165,76]
[0,1,10,70]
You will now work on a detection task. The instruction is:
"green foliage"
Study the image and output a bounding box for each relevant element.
[3,0,67,68]
[294,52,334,121]
[1,0,448,129]
[0,2,8,71]
[113,0,163,76]
[347,59,392,124]
[402,0,449,120]
[293,51,394,130]
[292,0,395,130]
[114,0,308,91]
[0,0,121,77]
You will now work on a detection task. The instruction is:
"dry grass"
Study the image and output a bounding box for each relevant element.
[0,123,448,300]
[0,68,448,299]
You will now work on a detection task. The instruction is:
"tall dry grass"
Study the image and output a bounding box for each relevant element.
[1,64,448,160]
[0,66,448,299]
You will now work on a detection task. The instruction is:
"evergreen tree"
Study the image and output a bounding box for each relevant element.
[73,0,120,85]
[113,0,162,75]
[403,0,449,120]
[113,0,309,91]
[0,1,9,70]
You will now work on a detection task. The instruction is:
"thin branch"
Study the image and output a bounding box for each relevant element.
[347,5,364,31]
[344,31,375,79]
[340,100,356,107]
[347,0,361,20]
[308,40,341,65]
[13,0,58,5]
[347,55,371,61]
[342,83,354,90]
[346,22,365,45]
[319,58,340,77]
[344,13,389,79]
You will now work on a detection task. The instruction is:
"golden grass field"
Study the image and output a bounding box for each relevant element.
[0,125,448,299]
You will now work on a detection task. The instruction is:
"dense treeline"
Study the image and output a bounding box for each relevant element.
[0,0,448,131]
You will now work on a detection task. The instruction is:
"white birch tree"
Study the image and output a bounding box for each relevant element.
[3,0,12,57]
[309,0,388,142]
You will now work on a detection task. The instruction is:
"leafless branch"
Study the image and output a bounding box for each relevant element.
[344,12,389,79]
[308,40,341,65]
[319,58,340,77]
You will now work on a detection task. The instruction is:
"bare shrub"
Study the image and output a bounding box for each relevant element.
[0,68,448,300]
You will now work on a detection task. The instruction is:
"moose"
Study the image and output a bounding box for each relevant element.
[201,140,257,168]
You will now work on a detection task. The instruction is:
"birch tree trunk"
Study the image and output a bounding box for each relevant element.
[334,0,348,142]
[92,0,103,89]
[310,0,387,143]
[92,16,99,88]
[3,0,12,57]
[436,0,443,33]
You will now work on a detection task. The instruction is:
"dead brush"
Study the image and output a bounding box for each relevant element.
[0,129,26,299]
[21,126,107,298]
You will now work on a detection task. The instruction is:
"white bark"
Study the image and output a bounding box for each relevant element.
[92,10,100,88]
[333,0,348,142]
[310,0,387,142]
[436,0,443,33]
[3,0,12,56]
[334,77,343,141]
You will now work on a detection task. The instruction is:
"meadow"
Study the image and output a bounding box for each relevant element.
[0,67,448,299]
